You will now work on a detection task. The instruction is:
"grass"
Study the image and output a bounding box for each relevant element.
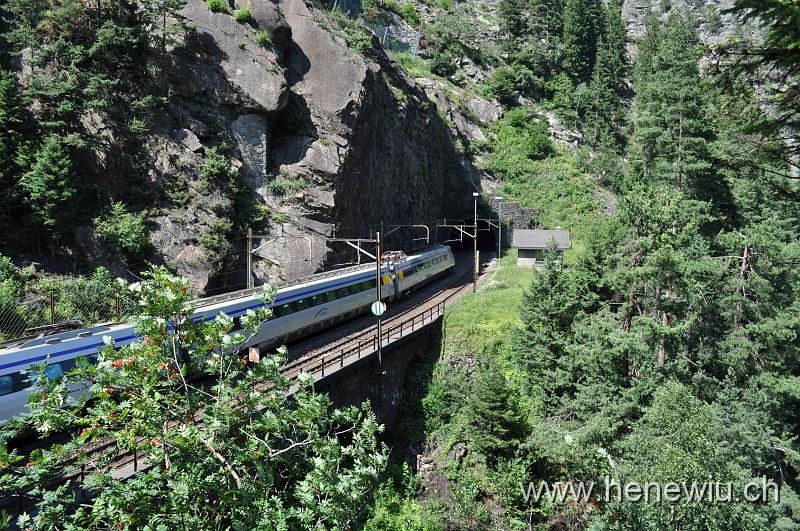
[442,250,528,354]
[234,8,251,22]
[206,0,229,14]
[256,30,271,47]
[389,51,433,78]
[266,178,306,196]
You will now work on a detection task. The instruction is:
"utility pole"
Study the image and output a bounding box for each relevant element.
[473,192,479,293]
[375,231,382,365]
[495,196,503,260]
[325,232,385,365]
[246,228,253,289]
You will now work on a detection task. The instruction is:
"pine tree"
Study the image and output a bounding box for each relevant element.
[0,70,22,202]
[604,0,628,92]
[466,355,524,461]
[561,0,603,82]
[499,0,529,38]
[585,36,623,145]
[632,12,662,86]
[20,135,78,235]
[632,13,713,192]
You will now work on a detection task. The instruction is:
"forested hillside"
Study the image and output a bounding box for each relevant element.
[364,0,800,529]
[2,0,800,528]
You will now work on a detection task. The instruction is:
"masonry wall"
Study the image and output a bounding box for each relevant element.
[314,322,442,429]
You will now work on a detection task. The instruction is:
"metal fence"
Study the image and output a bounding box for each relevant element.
[0,276,137,343]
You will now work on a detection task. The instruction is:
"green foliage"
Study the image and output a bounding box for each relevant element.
[206,0,229,13]
[267,178,307,196]
[428,7,487,67]
[256,29,271,47]
[484,107,554,168]
[430,50,457,77]
[200,146,236,187]
[391,51,433,78]
[1,268,388,528]
[345,26,373,53]
[0,264,137,340]
[465,355,525,461]
[365,468,444,531]
[619,382,766,529]
[200,217,234,270]
[233,7,251,22]
[398,1,421,27]
[562,0,604,82]
[19,135,78,234]
[484,66,518,107]
[0,70,23,206]
[631,13,713,193]
[94,202,149,255]
[380,0,422,27]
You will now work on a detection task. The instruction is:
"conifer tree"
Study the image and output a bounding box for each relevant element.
[604,0,628,92]
[0,70,22,203]
[561,0,603,82]
[466,355,524,462]
[631,13,713,192]
[585,36,622,145]
[20,135,78,236]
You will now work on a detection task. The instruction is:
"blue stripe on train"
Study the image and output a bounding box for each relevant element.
[0,253,441,372]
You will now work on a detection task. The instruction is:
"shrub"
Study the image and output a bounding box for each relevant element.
[430,50,457,77]
[206,0,229,13]
[267,178,306,196]
[344,26,373,54]
[94,202,149,255]
[234,8,251,22]
[0,254,16,282]
[200,147,235,185]
[200,217,234,270]
[256,30,271,46]
[484,66,518,107]
[398,2,421,27]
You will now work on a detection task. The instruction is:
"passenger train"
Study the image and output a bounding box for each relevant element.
[0,245,455,421]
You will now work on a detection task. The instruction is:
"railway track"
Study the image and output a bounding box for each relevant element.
[0,254,487,515]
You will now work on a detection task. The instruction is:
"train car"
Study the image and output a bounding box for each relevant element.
[0,245,454,421]
[393,244,455,297]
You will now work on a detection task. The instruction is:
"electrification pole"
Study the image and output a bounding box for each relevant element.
[246,228,253,289]
[473,192,479,293]
[495,196,503,260]
[375,230,382,365]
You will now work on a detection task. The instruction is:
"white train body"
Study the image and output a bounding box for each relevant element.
[0,245,455,421]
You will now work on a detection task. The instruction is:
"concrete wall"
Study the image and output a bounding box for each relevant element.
[517,248,558,267]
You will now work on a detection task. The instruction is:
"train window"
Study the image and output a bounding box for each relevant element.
[44,363,64,381]
[336,286,351,299]
[358,281,370,292]
[292,299,309,312]
[273,303,291,318]
[323,290,337,303]
[232,316,243,330]
[0,375,13,396]
[12,372,29,393]
[309,295,323,307]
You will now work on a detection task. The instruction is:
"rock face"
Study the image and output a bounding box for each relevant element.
[121,0,478,292]
[622,0,739,45]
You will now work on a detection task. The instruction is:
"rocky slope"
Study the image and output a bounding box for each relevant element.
[73,0,486,292]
